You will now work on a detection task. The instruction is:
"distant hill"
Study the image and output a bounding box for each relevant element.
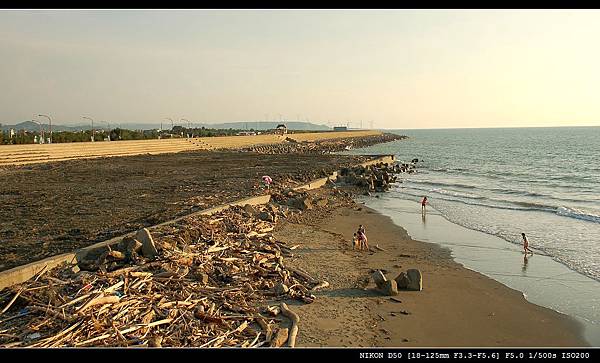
[1,121,331,132]
[0,121,87,132]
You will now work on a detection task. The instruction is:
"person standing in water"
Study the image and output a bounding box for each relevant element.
[420,196,428,213]
[522,233,533,254]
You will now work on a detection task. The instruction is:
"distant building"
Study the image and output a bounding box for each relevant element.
[275,124,287,135]
[333,126,348,131]
[237,131,257,136]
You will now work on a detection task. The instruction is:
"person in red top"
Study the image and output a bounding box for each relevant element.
[262,175,273,190]
[421,196,428,213]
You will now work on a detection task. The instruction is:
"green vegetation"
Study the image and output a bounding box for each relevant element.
[0,126,328,145]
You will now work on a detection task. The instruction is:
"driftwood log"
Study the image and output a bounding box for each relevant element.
[280,302,299,348]
[311,280,329,291]
[270,328,289,347]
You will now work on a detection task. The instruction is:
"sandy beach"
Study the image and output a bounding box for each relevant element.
[275,187,588,347]
[0,155,589,348]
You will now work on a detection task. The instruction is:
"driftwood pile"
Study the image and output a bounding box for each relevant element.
[0,201,328,348]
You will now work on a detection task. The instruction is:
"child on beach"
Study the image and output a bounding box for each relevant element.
[357,225,369,251]
[522,233,533,254]
[421,196,428,212]
[352,233,359,250]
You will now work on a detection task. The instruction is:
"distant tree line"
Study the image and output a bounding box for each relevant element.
[0,127,249,145]
[0,125,326,145]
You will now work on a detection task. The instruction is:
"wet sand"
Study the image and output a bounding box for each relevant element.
[274,189,588,347]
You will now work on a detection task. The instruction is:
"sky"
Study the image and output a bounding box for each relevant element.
[1,9,600,130]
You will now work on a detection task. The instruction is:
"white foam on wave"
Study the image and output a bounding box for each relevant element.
[430,188,483,200]
[556,207,600,224]
[401,184,600,225]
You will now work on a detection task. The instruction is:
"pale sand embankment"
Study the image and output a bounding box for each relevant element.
[0,130,381,166]
[274,188,587,347]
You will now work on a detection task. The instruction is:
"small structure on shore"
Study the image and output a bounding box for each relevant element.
[333,126,348,131]
[274,124,287,135]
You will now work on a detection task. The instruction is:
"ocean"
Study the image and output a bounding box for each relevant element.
[344,127,600,282]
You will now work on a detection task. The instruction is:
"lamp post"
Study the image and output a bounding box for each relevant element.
[181,118,190,137]
[164,118,174,132]
[100,121,111,141]
[31,120,44,144]
[82,116,94,142]
[38,114,52,143]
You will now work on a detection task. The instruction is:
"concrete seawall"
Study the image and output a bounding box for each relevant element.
[0,131,383,166]
[0,155,395,290]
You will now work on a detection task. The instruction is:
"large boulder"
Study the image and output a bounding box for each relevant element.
[395,272,410,289]
[136,228,158,259]
[371,270,387,289]
[406,269,423,291]
[381,280,399,296]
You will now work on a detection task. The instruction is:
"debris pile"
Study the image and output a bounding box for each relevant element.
[0,201,330,348]
[238,133,406,154]
[0,160,400,347]
[337,161,416,193]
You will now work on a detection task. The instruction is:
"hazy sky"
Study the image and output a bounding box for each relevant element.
[1,10,600,129]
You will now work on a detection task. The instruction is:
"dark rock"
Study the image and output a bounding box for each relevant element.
[406,269,423,291]
[372,270,387,289]
[395,272,410,289]
[258,211,272,221]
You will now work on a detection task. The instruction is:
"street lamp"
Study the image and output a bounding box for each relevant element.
[100,121,111,141]
[181,118,191,137]
[38,114,52,143]
[164,118,174,131]
[82,116,94,142]
[30,120,44,144]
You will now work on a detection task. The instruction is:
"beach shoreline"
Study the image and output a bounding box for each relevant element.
[0,157,589,347]
[275,187,588,347]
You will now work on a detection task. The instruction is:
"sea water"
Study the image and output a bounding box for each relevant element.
[345,127,600,282]
[343,127,600,343]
